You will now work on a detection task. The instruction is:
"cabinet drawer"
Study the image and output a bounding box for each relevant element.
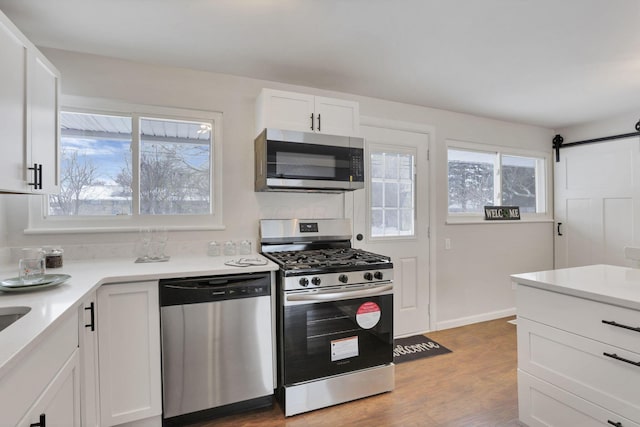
[518,370,640,427]
[517,284,640,353]
[0,310,78,426]
[518,318,640,422]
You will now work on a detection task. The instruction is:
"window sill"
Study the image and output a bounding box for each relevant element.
[445,216,554,225]
[24,224,226,235]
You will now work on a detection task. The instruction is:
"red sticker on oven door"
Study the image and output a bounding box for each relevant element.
[356,301,381,329]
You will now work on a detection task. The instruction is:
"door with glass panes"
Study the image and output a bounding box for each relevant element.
[347,123,431,337]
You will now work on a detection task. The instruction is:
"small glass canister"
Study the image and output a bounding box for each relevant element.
[19,248,46,284]
[43,246,64,268]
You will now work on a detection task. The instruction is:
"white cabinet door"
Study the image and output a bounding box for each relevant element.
[97,281,162,427]
[79,292,100,427]
[255,88,359,137]
[18,349,81,427]
[0,9,60,194]
[28,50,60,194]
[314,96,360,137]
[554,138,640,268]
[256,89,315,135]
[0,11,29,193]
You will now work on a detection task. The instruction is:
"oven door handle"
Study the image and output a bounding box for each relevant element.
[286,284,393,302]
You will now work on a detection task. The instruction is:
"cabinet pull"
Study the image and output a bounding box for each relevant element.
[85,301,95,331]
[557,222,562,236]
[603,352,640,367]
[317,113,321,132]
[608,421,623,427]
[30,413,46,427]
[602,320,640,333]
[28,163,42,189]
[310,113,314,130]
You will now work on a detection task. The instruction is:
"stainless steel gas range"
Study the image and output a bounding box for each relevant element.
[260,218,395,416]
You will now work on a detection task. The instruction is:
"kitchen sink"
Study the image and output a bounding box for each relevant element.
[0,306,30,333]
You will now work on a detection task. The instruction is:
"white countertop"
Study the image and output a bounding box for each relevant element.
[0,254,279,378]
[511,264,640,311]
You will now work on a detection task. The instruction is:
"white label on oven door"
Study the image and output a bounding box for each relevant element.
[356,301,381,329]
[331,336,359,362]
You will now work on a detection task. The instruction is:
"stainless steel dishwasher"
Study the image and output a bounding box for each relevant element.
[159,272,274,427]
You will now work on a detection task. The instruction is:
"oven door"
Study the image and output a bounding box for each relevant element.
[281,283,393,385]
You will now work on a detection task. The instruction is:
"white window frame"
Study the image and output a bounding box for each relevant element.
[446,139,551,224]
[26,95,224,234]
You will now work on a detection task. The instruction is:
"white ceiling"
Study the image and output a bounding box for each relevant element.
[1,0,639,129]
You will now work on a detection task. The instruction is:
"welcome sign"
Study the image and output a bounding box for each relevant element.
[484,205,521,221]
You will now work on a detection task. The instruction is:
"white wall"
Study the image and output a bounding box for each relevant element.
[2,48,555,330]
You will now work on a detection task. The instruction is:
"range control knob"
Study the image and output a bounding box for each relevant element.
[311,277,322,286]
[374,271,384,280]
[364,272,373,281]
[299,277,309,287]
[339,274,349,283]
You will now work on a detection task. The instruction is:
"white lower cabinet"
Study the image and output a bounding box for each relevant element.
[518,370,640,427]
[96,281,162,427]
[517,284,640,426]
[0,310,79,426]
[18,350,81,427]
[79,291,100,427]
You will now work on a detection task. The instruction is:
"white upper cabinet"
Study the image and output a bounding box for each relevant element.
[0,9,60,194]
[255,88,360,137]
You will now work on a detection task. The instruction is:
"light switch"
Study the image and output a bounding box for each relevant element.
[445,238,451,250]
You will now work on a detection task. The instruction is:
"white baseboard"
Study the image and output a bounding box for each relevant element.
[435,307,516,331]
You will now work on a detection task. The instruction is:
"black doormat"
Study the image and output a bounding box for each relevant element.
[393,335,452,364]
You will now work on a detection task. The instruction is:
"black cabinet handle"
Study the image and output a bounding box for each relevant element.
[603,352,640,367]
[310,113,314,130]
[608,420,623,427]
[30,414,46,427]
[28,163,42,189]
[557,222,562,236]
[602,320,640,333]
[85,302,95,331]
[317,113,321,132]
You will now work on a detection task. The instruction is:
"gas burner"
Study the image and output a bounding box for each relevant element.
[264,248,391,272]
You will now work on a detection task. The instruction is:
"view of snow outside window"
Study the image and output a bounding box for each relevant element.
[448,148,541,214]
[50,112,211,216]
[371,151,415,237]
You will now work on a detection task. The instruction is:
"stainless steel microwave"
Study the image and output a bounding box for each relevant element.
[254,128,364,192]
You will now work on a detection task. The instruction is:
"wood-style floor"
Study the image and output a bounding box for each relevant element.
[192,316,519,427]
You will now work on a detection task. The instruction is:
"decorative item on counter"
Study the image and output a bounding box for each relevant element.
[18,248,46,284]
[134,227,171,263]
[42,246,64,268]
[238,240,252,255]
[207,241,221,256]
[223,257,268,267]
[223,240,236,256]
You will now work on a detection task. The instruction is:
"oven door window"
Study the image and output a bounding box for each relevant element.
[267,141,352,182]
[282,294,393,385]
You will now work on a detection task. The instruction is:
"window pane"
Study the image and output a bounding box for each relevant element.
[370,151,415,237]
[139,118,211,215]
[448,148,495,213]
[384,182,398,208]
[502,155,538,213]
[50,112,133,216]
[371,153,384,179]
[371,181,383,208]
[384,155,399,179]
